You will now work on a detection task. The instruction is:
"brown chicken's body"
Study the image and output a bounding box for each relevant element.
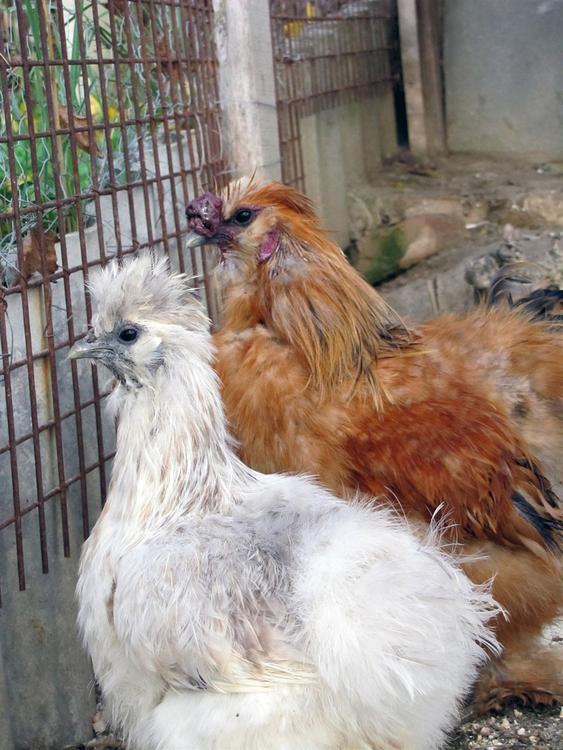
[186,182,563,711]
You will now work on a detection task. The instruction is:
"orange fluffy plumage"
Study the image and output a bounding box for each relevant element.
[185,181,563,712]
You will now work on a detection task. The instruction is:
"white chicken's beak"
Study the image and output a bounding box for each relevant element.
[185,231,210,249]
[69,332,116,363]
[69,336,105,361]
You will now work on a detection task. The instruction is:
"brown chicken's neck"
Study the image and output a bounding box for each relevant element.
[222,248,412,403]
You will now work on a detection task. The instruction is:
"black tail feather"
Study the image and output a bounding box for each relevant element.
[512,457,563,551]
[487,263,562,324]
[513,288,563,321]
[512,491,563,552]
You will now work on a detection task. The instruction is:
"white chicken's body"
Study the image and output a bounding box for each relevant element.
[75,256,499,750]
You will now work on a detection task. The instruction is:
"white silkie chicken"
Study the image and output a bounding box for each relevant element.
[72,254,500,750]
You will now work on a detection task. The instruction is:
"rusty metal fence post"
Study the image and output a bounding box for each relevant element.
[0,1,230,744]
[0,0,227,605]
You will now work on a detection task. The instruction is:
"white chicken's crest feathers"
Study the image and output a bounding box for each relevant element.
[88,252,208,333]
[77,254,501,750]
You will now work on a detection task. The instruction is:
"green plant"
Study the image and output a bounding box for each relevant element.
[0,0,190,283]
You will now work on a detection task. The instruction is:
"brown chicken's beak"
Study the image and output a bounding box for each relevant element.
[185,231,211,249]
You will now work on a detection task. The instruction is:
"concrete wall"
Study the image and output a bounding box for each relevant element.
[301,93,397,248]
[213,0,282,181]
[0,332,99,750]
[0,503,96,750]
[444,0,563,159]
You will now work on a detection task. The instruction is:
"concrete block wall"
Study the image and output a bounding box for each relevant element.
[0,505,95,750]
[301,94,397,248]
[444,0,563,159]
[212,0,282,182]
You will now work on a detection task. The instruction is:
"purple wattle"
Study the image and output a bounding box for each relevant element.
[258,229,280,263]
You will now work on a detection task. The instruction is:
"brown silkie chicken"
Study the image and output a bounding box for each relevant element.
[185,182,563,712]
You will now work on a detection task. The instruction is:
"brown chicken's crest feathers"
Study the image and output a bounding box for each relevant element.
[223,180,340,265]
[225,181,318,223]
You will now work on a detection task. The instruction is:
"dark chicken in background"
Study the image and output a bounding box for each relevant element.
[185,181,563,711]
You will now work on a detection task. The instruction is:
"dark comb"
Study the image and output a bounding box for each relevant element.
[185,192,223,238]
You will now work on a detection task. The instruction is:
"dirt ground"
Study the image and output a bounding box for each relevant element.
[367,154,563,318]
[452,621,562,748]
[451,705,563,750]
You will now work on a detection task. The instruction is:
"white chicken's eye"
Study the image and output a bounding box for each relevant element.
[233,209,253,226]
[118,327,138,343]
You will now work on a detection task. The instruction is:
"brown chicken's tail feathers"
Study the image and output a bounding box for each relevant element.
[512,458,563,556]
[487,263,563,325]
[512,491,563,554]
[512,289,563,323]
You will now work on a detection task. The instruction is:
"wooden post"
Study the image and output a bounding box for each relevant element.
[418,0,446,153]
[212,0,282,181]
[398,0,445,155]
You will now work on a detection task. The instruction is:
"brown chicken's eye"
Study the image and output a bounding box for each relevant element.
[232,209,253,226]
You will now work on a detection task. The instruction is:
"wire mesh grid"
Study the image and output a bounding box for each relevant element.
[270,0,397,189]
[0,0,227,605]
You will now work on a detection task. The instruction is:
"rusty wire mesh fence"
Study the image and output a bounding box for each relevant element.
[0,0,227,605]
[270,0,397,189]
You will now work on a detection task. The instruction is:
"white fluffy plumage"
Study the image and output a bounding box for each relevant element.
[74,254,501,750]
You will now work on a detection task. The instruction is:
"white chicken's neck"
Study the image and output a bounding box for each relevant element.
[106,349,249,525]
